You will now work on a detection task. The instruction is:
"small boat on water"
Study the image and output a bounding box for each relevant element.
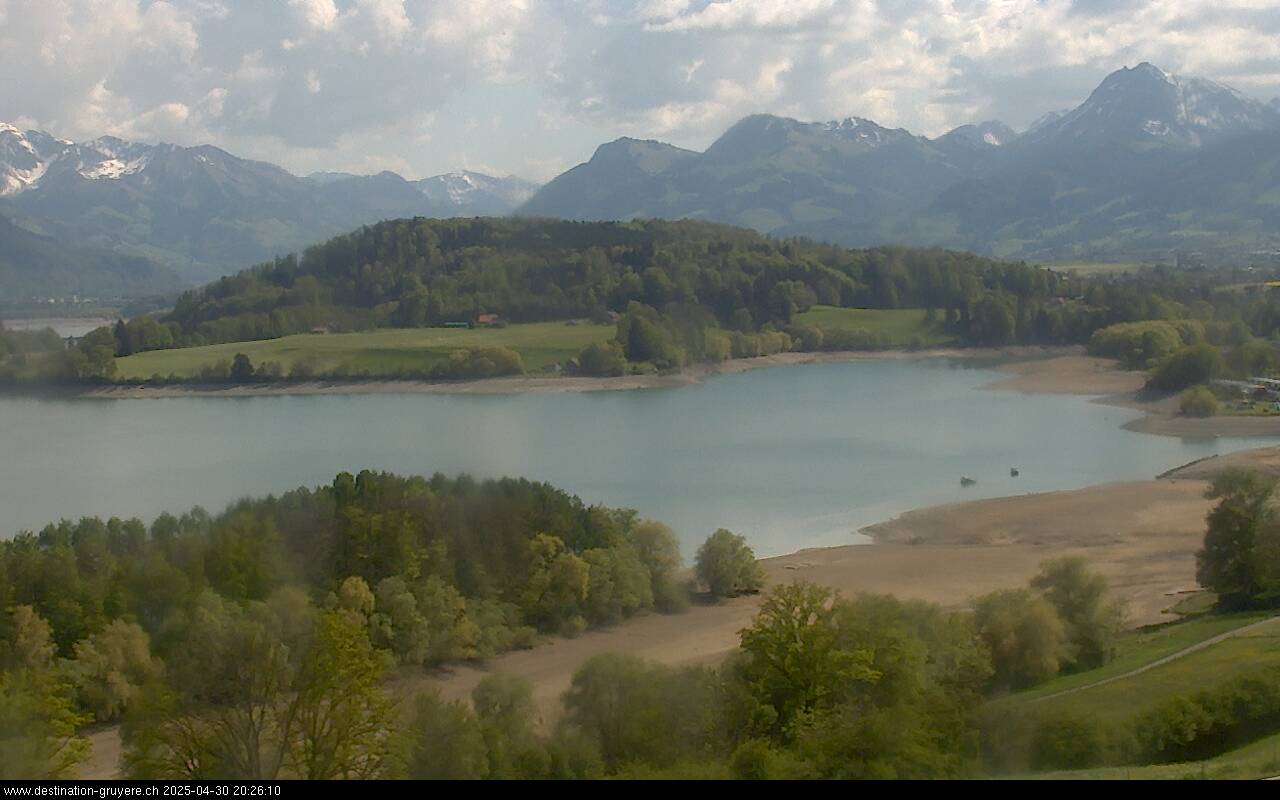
[960,476,977,487]
[1010,467,1020,477]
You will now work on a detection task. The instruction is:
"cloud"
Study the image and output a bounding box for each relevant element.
[1,0,1279,181]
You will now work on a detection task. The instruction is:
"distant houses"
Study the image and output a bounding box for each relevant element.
[1211,377,1280,403]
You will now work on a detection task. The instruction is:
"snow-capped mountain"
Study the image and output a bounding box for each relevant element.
[415,171,538,215]
[0,125,540,288]
[0,126,166,196]
[1027,62,1280,148]
[0,124,69,195]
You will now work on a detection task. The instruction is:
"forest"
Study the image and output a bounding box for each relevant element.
[6,465,1280,778]
[0,468,1155,779]
[7,217,1280,392]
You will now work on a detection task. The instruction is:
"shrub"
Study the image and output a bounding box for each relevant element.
[1148,344,1225,391]
[1029,711,1109,770]
[576,342,626,377]
[695,529,765,598]
[1179,385,1219,417]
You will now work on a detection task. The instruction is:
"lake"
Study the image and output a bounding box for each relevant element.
[1,317,114,338]
[0,358,1273,557]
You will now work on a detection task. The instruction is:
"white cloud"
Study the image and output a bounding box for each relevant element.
[2,0,1280,180]
[288,0,338,31]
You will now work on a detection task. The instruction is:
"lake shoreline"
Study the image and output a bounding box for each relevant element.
[984,354,1280,439]
[82,344,1079,399]
[69,346,1280,438]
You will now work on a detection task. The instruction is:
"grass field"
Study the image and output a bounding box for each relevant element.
[1028,625,1280,722]
[1026,730,1280,780]
[114,321,615,380]
[991,611,1275,707]
[793,306,954,346]
[992,612,1280,779]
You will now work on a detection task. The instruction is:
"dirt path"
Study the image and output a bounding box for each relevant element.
[1030,615,1280,703]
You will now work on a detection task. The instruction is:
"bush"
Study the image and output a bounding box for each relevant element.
[429,347,524,379]
[1128,667,1280,763]
[694,529,765,598]
[1029,711,1109,770]
[1179,385,1219,417]
[1148,344,1225,391]
[1087,320,1204,368]
[576,341,626,377]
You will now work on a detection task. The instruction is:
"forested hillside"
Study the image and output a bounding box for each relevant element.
[152,216,1083,353]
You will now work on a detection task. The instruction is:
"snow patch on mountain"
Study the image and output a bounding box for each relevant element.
[416,170,539,210]
[78,154,152,180]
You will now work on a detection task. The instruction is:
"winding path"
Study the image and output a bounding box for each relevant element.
[1031,614,1280,703]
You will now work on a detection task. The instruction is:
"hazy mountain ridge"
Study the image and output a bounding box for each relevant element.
[522,63,1280,262]
[0,126,540,294]
[0,215,185,302]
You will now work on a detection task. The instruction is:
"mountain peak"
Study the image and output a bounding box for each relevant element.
[1029,62,1280,148]
[937,120,1017,148]
[589,137,695,174]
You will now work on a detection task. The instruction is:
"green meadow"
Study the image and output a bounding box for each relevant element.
[114,321,614,380]
[793,306,954,346]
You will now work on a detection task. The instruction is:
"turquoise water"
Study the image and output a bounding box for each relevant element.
[0,359,1273,556]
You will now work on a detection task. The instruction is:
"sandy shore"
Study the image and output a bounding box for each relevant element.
[988,354,1280,438]
[83,345,1076,399]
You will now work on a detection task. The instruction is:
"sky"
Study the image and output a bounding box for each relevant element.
[1,0,1278,183]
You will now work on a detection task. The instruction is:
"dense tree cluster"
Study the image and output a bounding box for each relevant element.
[973,557,1125,689]
[0,471,705,776]
[0,323,116,384]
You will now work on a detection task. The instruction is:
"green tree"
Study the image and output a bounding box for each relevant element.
[124,597,394,779]
[0,671,90,779]
[1148,343,1225,391]
[738,583,879,736]
[972,589,1070,688]
[630,520,688,612]
[471,674,548,779]
[562,653,722,770]
[288,611,395,779]
[519,534,589,634]
[400,690,488,779]
[0,606,89,779]
[229,353,255,382]
[69,620,162,722]
[1196,469,1280,608]
[695,529,765,598]
[1030,557,1125,669]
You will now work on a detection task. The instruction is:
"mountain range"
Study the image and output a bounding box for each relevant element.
[521,63,1280,264]
[0,123,536,299]
[3,62,1279,303]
